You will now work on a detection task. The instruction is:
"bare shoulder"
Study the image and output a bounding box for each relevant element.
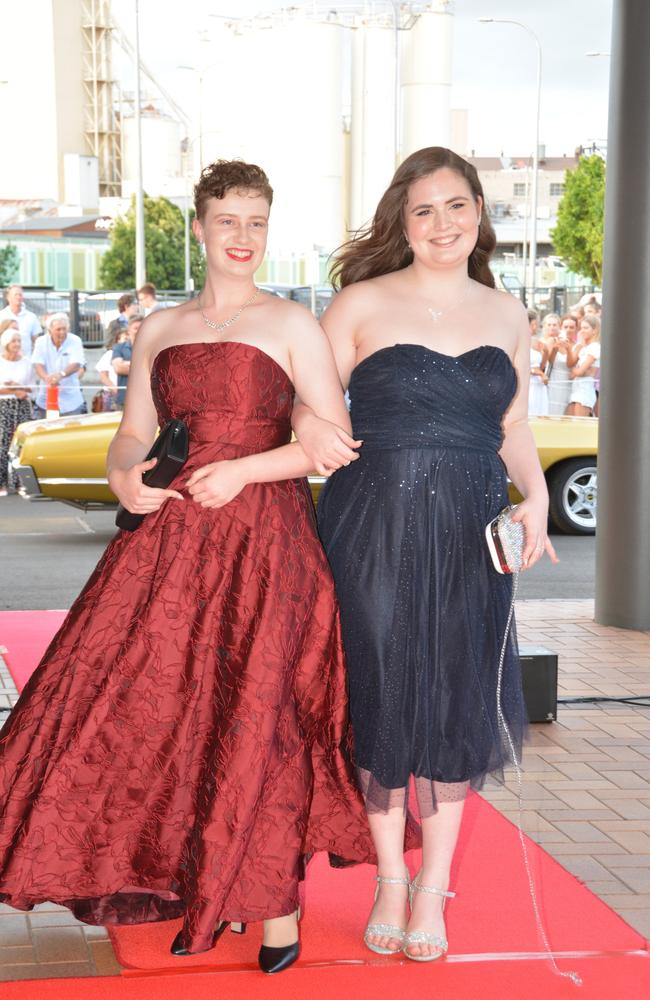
[262,293,324,345]
[478,283,528,327]
[257,290,312,324]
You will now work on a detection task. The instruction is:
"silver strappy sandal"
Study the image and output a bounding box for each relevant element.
[403,878,456,962]
[364,872,411,955]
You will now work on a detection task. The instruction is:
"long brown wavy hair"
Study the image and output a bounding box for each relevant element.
[331,147,496,290]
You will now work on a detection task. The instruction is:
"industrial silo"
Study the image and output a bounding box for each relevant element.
[400,4,453,157]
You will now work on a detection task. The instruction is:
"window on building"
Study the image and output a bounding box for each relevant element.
[513,183,526,197]
[550,183,565,196]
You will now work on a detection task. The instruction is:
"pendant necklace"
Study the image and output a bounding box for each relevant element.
[199,287,260,332]
[427,283,472,323]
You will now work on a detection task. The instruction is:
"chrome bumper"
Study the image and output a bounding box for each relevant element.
[10,461,45,500]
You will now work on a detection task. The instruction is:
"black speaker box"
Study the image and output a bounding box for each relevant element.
[519,645,558,722]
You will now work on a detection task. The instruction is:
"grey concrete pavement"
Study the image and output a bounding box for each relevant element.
[517,533,595,600]
[0,498,117,610]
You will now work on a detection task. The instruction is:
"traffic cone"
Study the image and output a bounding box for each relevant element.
[46,384,60,420]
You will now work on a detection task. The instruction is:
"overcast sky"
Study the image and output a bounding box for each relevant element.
[112,0,612,156]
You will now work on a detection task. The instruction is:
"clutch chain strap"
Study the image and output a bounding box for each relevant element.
[496,571,582,987]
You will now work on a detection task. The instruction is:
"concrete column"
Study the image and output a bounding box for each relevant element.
[595,0,650,629]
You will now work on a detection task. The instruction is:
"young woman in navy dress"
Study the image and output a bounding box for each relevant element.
[294,147,557,963]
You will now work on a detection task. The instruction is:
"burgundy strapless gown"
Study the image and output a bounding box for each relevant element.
[0,341,379,953]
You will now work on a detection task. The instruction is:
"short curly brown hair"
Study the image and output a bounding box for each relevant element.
[194,159,273,220]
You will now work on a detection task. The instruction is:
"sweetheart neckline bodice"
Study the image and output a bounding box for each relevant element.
[351,342,515,382]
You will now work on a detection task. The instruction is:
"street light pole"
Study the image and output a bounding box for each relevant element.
[480,17,542,307]
[134,0,146,287]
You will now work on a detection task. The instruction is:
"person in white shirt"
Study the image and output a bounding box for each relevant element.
[0,285,42,357]
[0,321,33,493]
[567,315,601,417]
[31,313,86,418]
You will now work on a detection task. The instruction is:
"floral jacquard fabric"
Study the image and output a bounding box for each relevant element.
[0,342,406,954]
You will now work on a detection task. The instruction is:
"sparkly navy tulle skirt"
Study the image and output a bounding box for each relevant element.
[317,344,528,816]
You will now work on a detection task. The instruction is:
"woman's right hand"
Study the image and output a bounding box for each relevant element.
[296,412,362,476]
[109,458,184,514]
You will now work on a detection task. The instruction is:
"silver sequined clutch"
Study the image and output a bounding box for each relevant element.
[485,505,525,574]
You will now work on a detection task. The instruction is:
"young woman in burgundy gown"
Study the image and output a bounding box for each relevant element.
[0,161,382,974]
[293,148,557,964]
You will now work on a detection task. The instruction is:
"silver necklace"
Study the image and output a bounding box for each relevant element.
[427,284,472,323]
[199,287,260,332]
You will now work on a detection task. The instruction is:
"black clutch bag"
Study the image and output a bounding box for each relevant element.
[115,419,189,532]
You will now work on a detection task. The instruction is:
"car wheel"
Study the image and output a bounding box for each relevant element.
[547,459,597,535]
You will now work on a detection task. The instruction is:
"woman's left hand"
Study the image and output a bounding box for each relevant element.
[511,498,559,570]
[186,460,248,508]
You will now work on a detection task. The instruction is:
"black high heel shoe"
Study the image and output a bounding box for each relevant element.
[258,909,300,974]
[170,920,246,956]
[258,940,300,974]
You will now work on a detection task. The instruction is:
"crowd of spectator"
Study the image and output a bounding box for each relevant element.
[528,295,602,418]
[0,282,166,494]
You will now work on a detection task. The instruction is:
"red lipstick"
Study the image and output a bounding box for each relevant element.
[226,248,253,262]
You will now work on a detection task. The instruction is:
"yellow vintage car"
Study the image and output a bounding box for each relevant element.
[9,412,598,534]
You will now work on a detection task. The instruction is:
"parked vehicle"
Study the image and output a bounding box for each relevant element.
[9,412,599,534]
[23,291,104,347]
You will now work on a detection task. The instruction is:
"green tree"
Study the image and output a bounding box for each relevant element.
[550,155,605,284]
[98,194,205,290]
[0,244,20,286]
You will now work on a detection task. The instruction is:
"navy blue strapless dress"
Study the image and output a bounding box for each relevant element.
[317,344,527,815]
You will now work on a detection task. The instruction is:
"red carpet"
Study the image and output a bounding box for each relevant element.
[1,613,649,996]
[103,792,648,997]
[1,956,649,1000]
[0,610,66,691]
